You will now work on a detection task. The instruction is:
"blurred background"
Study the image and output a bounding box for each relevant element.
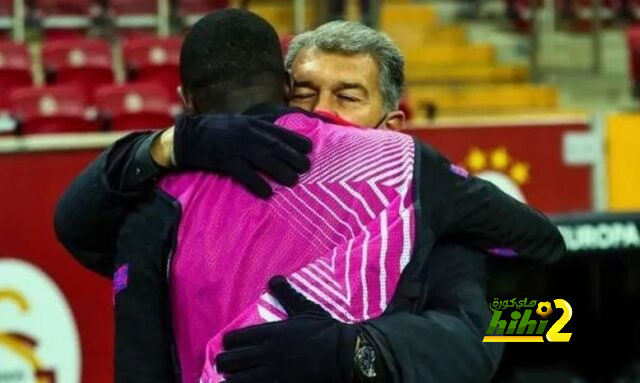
[0,0,639,382]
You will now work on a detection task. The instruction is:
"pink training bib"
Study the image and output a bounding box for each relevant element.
[158,112,416,383]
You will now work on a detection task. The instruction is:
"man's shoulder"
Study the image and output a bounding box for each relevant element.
[412,138,439,156]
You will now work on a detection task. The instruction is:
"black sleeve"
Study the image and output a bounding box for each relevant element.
[416,141,565,263]
[54,130,166,278]
[114,191,180,383]
[362,243,503,383]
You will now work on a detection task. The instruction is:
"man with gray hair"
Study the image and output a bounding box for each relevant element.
[55,15,560,383]
[285,20,406,131]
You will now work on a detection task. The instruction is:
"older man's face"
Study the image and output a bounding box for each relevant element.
[288,47,404,130]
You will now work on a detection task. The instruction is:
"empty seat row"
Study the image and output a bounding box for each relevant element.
[557,0,640,19]
[4,0,230,16]
[407,84,558,118]
[380,3,437,29]
[507,0,640,32]
[7,82,175,134]
[0,41,33,110]
[0,36,181,109]
[385,25,467,50]
[406,64,529,84]
[403,44,496,67]
[0,0,9,15]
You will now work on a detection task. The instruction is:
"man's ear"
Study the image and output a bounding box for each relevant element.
[383,110,405,131]
[178,86,196,114]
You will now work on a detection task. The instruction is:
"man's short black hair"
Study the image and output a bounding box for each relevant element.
[179,8,285,111]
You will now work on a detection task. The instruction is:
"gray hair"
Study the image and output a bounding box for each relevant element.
[285,21,405,112]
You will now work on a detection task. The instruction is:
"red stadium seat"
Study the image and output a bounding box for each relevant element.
[118,30,159,40]
[110,0,157,15]
[628,25,640,98]
[36,0,95,15]
[9,85,98,134]
[123,36,181,101]
[42,30,88,40]
[42,38,114,102]
[0,42,33,111]
[95,82,174,131]
[0,0,12,15]
[179,0,229,14]
[35,0,96,38]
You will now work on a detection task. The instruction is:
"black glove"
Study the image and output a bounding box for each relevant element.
[173,114,312,198]
[216,276,359,383]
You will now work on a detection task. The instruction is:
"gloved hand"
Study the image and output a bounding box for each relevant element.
[216,276,359,383]
[173,114,312,198]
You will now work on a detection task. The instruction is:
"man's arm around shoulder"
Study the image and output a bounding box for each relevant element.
[416,141,565,263]
[54,130,166,277]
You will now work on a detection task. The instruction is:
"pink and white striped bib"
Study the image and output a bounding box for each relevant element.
[158,112,416,383]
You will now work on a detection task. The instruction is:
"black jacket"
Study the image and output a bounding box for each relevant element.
[55,107,564,382]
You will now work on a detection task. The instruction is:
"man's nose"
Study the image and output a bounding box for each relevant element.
[313,92,335,115]
[314,108,339,119]
[313,109,341,123]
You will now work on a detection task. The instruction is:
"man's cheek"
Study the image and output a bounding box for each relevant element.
[288,98,313,110]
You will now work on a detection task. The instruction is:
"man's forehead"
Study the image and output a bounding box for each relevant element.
[291,47,380,87]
